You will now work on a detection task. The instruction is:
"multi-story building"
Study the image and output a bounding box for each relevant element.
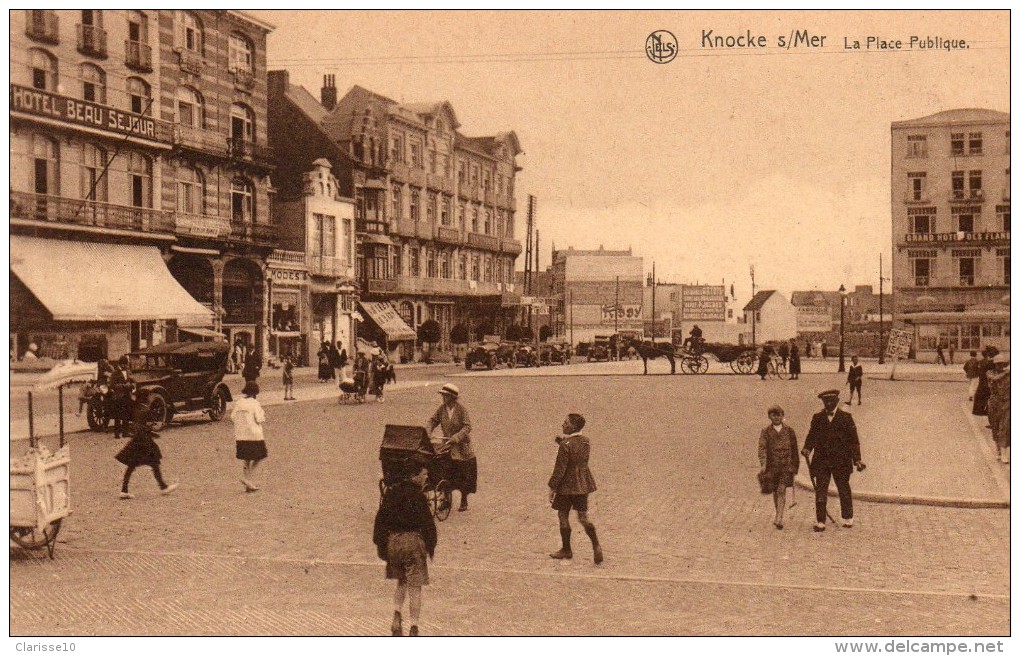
[318,80,523,360]
[551,247,644,346]
[891,109,1010,359]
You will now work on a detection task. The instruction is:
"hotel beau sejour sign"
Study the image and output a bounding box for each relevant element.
[11,84,164,142]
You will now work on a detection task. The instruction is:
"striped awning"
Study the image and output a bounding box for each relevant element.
[10,236,213,326]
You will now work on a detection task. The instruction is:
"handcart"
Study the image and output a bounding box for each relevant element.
[11,370,78,558]
[378,424,453,521]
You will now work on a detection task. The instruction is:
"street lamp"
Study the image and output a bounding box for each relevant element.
[838,284,847,373]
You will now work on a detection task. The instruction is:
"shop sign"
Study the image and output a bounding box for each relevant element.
[270,268,308,283]
[601,304,642,322]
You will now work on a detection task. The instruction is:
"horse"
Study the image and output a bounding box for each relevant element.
[623,337,676,375]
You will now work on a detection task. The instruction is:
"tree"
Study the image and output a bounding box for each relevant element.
[450,323,469,345]
[539,325,552,342]
[519,326,535,342]
[417,319,441,364]
[474,321,495,341]
[505,324,522,342]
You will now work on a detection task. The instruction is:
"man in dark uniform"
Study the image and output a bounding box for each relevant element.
[109,356,134,439]
[801,389,865,532]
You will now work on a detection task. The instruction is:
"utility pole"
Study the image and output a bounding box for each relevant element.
[524,195,536,295]
[749,265,757,346]
[878,254,886,364]
[651,262,657,340]
[569,290,574,350]
[614,275,620,359]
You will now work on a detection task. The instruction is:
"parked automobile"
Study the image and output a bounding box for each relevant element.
[126,341,233,430]
[465,340,500,370]
[587,335,612,362]
[515,343,540,368]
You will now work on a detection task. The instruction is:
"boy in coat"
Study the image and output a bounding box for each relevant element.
[548,413,603,564]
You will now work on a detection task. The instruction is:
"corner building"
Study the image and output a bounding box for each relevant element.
[890,109,1010,360]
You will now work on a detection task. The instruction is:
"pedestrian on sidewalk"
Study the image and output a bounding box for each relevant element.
[115,403,178,499]
[948,343,955,365]
[936,341,948,366]
[317,342,332,383]
[335,342,348,379]
[373,454,437,637]
[788,340,801,380]
[548,413,603,563]
[972,346,998,416]
[370,355,388,402]
[987,356,1010,463]
[242,344,261,384]
[757,345,771,380]
[109,355,134,439]
[846,356,863,405]
[231,381,268,492]
[427,383,476,512]
[801,389,865,532]
[964,351,980,401]
[282,356,295,401]
[758,405,799,530]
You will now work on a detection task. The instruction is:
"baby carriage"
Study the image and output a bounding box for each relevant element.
[378,424,453,521]
[338,368,368,404]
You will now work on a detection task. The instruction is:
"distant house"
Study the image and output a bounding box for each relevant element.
[743,290,797,344]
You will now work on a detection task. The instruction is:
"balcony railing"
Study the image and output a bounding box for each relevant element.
[366,277,398,293]
[231,68,256,92]
[230,221,276,244]
[177,49,203,75]
[308,255,347,277]
[467,232,500,250]
[26,11,58,44]
[77,24,108,58]
[173,124,229,156]
[125,40,153,72]
[227,138,274,165]
[904,231,1010,245]
[10,191,174,233]
[951,189,985,202]
[437,226,462,244]
[268,250,306,267]
[175,212,230,238]
[501,237,523,255]
[903,192,930,204]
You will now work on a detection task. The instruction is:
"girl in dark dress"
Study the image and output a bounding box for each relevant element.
[317,343,332,382]
[972,347,998,416]
[757,405,799,529]
[757,345,772,380]
[788,341,801,379]
[116,405,177,499]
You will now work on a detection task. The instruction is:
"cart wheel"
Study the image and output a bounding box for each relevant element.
[10,519,62,559]
[432,480,452,521]
[694,355,709,374]
[679,357,692,375]
[775,361,791,380]
[734,352,756,375]
[207,387,228,421]
[86,400,109,431]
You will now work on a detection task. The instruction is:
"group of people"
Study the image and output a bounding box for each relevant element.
[316,341,349,383]
[967,346,1010,463]
[339,348,394,403]
[756,340,803,380]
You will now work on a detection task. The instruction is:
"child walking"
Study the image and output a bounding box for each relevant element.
[757,405,799,530]
[282,356,295,400]
[115,404,178,499]
[231,381,268,492]
[548,413,603,564]
[373,455,437,636]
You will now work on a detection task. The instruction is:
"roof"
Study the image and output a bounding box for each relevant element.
[790,290,841,307]
[743,290,777,312]
[892,108,1009,128]
[402,100,461,129]
[285,83,329,125]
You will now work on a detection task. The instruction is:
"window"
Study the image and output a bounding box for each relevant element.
[952,206,979,233]
[127,11,148,44]
[998,248,1010,285]
[230,103,254,144]
[951,133,965,156]
[228,33,253,72]
[177,11,203,53]
[484,171,492,191]
[231,178,254,223]
[443,154,451,177]
[457,160,466,185]
[126,152,152,208]
[906,134,927,157]
[908,208,935,234]
[951,171,965,200]
[968,132,983,155]
[470,255,480,281]
[440,252,450,279]
[390,134,404,164]
[127,77,150,115]
[458,201,466,228]
[484,209,492,234]
[410,140,422,168]
[81,9,102,28]
[399,302,414,328]
[311,213,336,256]
[80,143,107,202]
[429,149,436,174]
[458,253,467,280]
[471,206,479,233]
[426,192,437,223]
[408,247,420,277]
[391,185,402,219]
[484,256,493,282]
[441,196,451,226]
[968,170,982,199]
[426,249,437,278]
[176,87,204,128]
[907,172,926,201]
[176,166,204,214]
[29,48,57,91]
[342,218,353,265]
[81,64,106,103]
[952,249,980,286]
[997,205,1010,232]
[909,250,936,287]
[471,164,479,187]
[31,134,60,196]
[410,188,420,221]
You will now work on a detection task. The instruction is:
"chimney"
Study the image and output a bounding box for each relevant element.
[321,74,337,110]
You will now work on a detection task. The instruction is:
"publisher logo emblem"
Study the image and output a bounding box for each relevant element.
[646,30,678,63]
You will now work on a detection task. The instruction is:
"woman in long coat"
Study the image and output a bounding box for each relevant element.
[972,347,997,415]
[788,341,801,379]
[756,345,772,380]
[758,405,799,529]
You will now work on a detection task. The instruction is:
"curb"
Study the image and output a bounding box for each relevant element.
[792,475,1009,509]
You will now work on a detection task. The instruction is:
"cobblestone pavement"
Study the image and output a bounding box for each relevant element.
[9,373,1009,635]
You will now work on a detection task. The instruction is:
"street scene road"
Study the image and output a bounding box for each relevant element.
[10,363,1009,636]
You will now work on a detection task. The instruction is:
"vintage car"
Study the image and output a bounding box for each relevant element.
[465,338,501,370]
[126,341,233,430]
[587,335,613,362]
[514,343,540,368]
[538,341,569,366]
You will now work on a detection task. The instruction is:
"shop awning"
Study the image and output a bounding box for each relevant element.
[359,301,416,341]
[10,235,213,326]
[362,233,396,246]
[180,327,226,340]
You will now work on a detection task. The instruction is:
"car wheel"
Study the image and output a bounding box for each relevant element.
[145,394,170,431]
[207,387,228,421]
[86,399,109,431]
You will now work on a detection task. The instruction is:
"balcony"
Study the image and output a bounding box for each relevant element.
[903,231,1010,245]
[227,138,274,166]
[428,175,454,194]
[390,162,410,181]
[177,49,203,75]
[175,212,230,238]
[125,40,153,72]
[10,191,173,234]
[307,255,347,277]
[26,11,58,44]
[436,225,462,244]
[467,232,499,251]
[366,277,398,293]
[951,189,985,203]
[501,237,523,255]
[415,219,435,240]
[484,189,495,205]
[232,68,256,92]
[230,221,276,245]
[395,276,471,295]
[77,24,108,58]
[391,218,415,238]
[903,192,930,204]
[268,250,306,267]
[173,124,229,157]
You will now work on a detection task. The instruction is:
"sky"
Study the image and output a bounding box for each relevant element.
[253,9,1010,301]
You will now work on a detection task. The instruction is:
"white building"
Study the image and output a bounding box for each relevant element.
[742,290,797,344]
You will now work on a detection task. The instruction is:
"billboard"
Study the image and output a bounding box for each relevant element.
[681,284,726,321]
[796,305,832,332]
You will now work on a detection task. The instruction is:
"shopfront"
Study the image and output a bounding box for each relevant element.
[269,265,309,366]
